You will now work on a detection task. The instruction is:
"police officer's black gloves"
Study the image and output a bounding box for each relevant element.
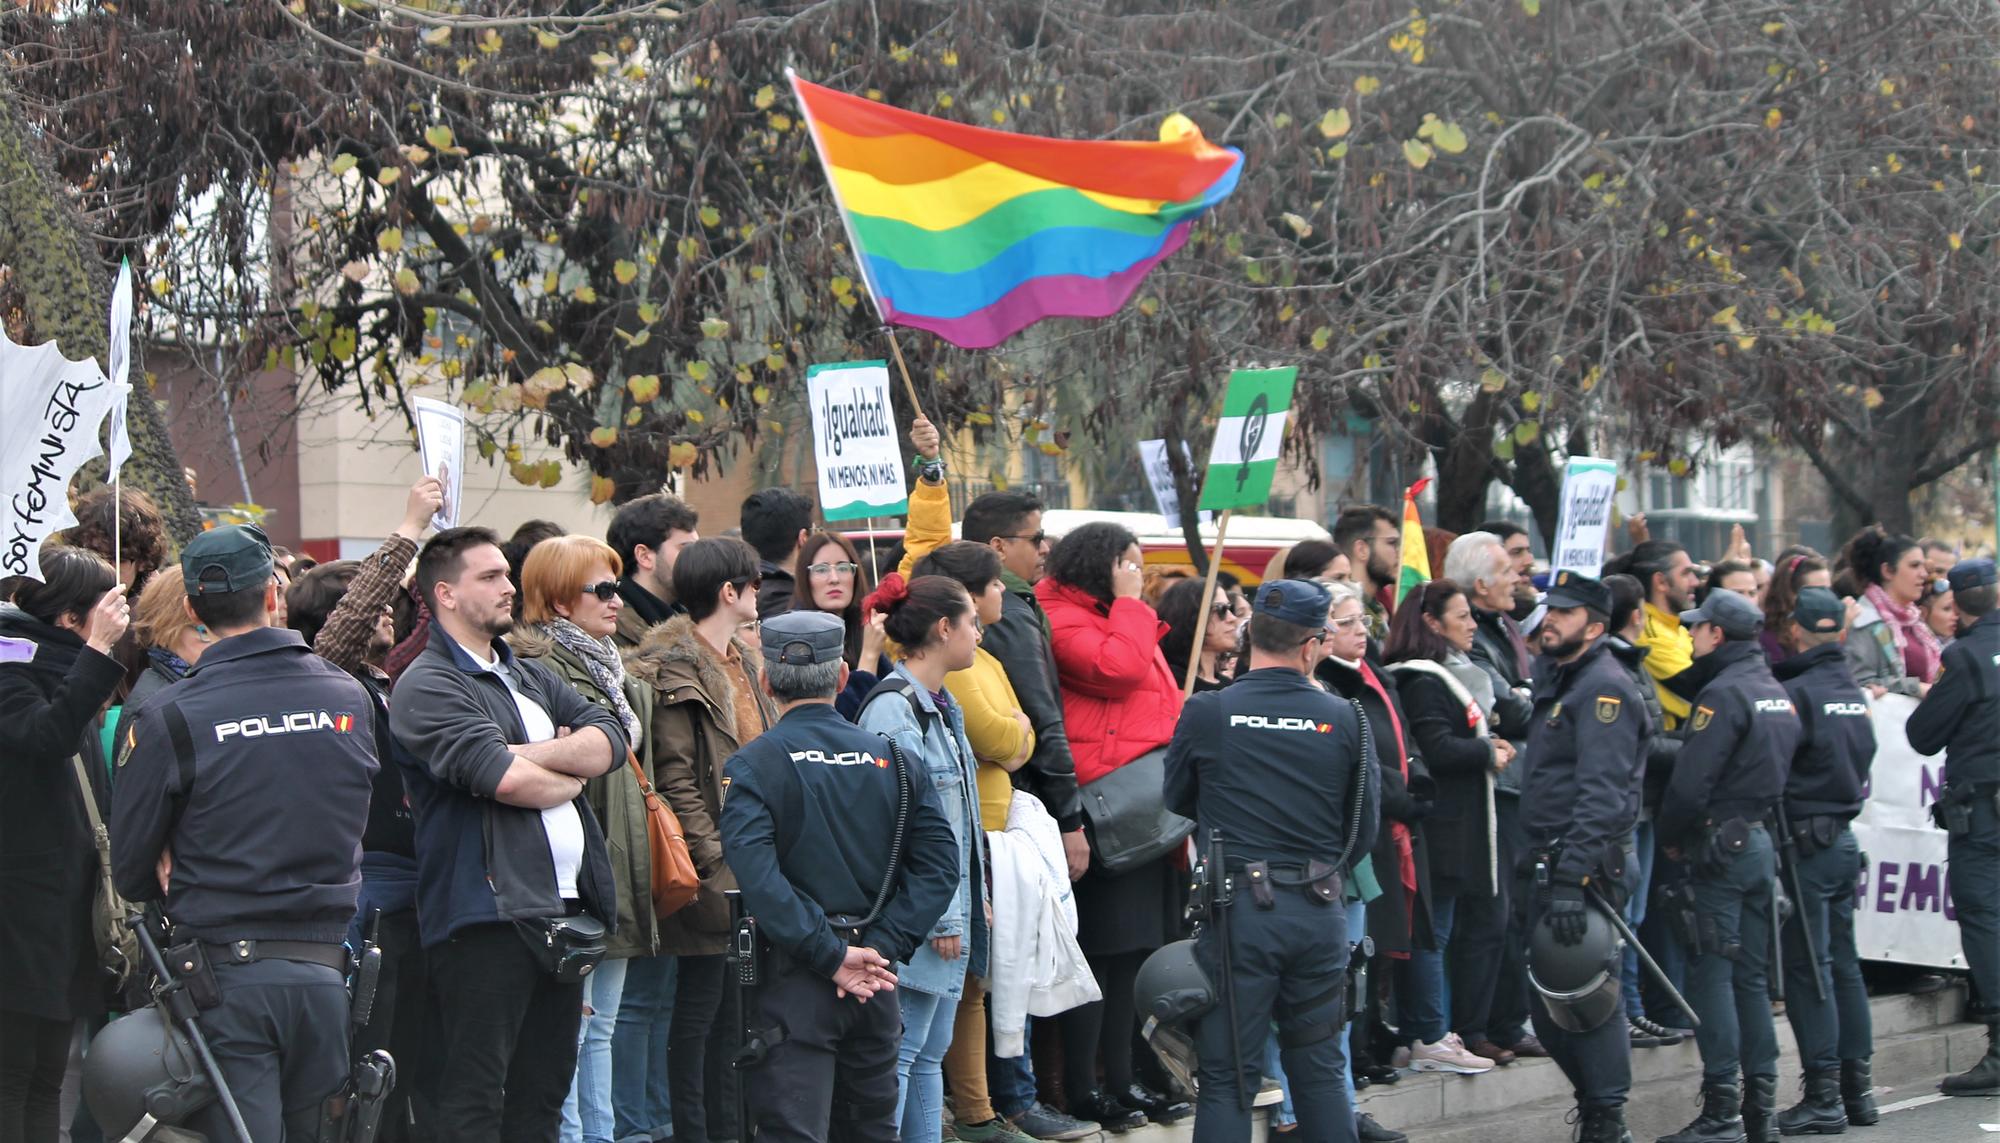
[1546,882,1588,945]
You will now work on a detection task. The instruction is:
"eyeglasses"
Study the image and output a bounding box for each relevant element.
[999,531,1047,546]
[1329,614,1368,631]
[579,581,620,602]
[738,619,762,633]
[809,561,859,578]
[728,574,764,593]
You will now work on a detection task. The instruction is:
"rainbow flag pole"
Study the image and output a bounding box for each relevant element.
[787,70,1244,393]
[1397,477,1432,608]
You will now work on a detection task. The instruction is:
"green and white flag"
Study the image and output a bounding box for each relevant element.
[1199,366,1298,511]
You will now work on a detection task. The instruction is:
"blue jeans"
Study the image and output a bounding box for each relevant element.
[896,987,960,1143]
[1396,895,1458,1044]
[988,1020,1038,1118]
[562,957,628,1143]
[1622,823,1656,1020]
[610,954,677,1143]
[1261,1033,1298,1128]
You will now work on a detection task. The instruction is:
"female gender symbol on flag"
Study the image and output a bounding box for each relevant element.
[1199,367,1297,511]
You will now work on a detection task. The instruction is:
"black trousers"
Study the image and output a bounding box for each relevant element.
[1518,873,1632,1108]
[0,1009,69,1143]
[1056,950,1147,1099]
[351,907,437,1142]
[743,950,902,1143]
[670,954,728,1143]
[190,959,352,1143]
[1448,795,1530,1044]
[428,922,584,1143]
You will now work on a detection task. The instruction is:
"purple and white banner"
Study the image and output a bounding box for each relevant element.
[1850,694,1964,969]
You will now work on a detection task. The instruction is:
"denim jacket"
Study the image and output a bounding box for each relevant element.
[857,663,989,997]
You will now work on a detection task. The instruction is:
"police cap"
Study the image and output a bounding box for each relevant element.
[1253,578,1333,627]
[181,524,274,596]
[1543,570,1611,615]
[1679,586,1762,639]
[760,609,847,666]
[1792,586,1846,634]
[1947,557,1997,594]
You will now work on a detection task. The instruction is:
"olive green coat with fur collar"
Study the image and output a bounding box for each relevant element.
[625,615,776,955]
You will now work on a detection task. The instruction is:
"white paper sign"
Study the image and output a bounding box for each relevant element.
[806,360,906,523]
[1550,456,1618,576]
[1139,440,1210,532]
[0,329,119,581]
[412,397,466,530]
[1850,694,1965,969]
[106,259,133,477]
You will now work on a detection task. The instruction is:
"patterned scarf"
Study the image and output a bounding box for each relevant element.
[146,646,190,680]
[1864,583,1942,683]
[539,618,641,743]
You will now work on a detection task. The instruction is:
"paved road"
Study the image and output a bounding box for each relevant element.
[1872,1091,1999,1140]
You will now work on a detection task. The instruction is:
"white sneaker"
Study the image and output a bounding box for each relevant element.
[1409,1033,1494,1074]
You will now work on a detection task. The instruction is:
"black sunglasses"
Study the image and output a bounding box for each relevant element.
[1000,531,1047,546]
[1209,601,1235,619]
[580,580,620,602]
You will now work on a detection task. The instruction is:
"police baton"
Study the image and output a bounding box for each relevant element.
[1773,807,1826,1002]
[131,909,256,1143]
[1205,831,1251,1112]
[1582,886,1700,1031]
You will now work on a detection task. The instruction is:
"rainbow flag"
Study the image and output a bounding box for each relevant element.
[789,73,1243,349]
[1397,477,1432,608]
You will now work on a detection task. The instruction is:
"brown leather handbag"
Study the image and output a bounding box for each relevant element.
[629,751,700,918]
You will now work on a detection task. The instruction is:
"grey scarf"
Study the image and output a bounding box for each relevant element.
[540,618,640,744]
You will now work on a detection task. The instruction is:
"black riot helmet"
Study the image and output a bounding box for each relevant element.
[1527,903,1626,1033]
[1135,939,1216,1026]
[82,1006,217,1140]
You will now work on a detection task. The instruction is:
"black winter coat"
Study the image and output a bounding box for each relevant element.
[1385,663,1499,898]
[0,607,125,1021]
[1318,656,1436,955]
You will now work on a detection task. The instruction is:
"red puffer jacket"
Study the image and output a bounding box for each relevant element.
[1034,579,1185,785]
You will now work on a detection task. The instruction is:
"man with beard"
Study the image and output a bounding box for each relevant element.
[1603,541,1704,732]
[1333,504,1401,643]
[391,527,630,1143]
[283,476,443,1139]
[1516,571,1650,1143]
[607,493,701,647]
[1655,589,1799,1143]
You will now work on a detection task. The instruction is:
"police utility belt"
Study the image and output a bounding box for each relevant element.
[1932,781,2000,837]
[1694,815,1765,875]
[163,935,351,1011]
[1785,813,1849,859]
[1225,860,1343,909]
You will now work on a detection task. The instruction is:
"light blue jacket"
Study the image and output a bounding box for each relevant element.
[857,663,989,997]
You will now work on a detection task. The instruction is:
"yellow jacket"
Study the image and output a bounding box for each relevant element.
[1639,602,1694,728]
[897,477,954,578]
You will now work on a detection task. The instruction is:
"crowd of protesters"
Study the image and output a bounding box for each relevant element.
[0,429,1993,1143]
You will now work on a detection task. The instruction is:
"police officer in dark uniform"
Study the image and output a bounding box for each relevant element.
[1518,571,1650,1143]
[110,524,379,1142]
[1908,557,2000,1098]
[1770,587,1878,1133]
[718,610,959,1143]
[1656,588,1800,1143]
[1163,578,1378,1143]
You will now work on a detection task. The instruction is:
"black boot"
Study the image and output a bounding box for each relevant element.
[1775,1069,1846,1136]
[1116,1083,1190,1125]
[1577,1104,1636,1143]
[1839,1059,1878,1126]
[1066,1091,1146,1134]
[1742,1074,1778,1142]
[1657,1082,1748,1143]
[1939,1022,2000,1097]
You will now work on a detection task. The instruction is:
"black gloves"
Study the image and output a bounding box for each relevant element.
[1546,881,1588,946]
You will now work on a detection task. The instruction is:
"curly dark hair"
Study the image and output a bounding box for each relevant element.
[1156,576,1224,682]
[1044,522,1139,605]
[65,487,170,595]
[1839,525,1919,590]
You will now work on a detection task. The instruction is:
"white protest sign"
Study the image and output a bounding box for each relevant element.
[1139,440,1210,532]
[1550,456,1618,575]
[412,397,466,530]
[1850,694,1965,969]
[107,258,134,477]
[0,328,119,581]
[806,360,907,523]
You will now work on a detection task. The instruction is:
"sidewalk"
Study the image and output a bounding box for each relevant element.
[1114,984,1976,1142]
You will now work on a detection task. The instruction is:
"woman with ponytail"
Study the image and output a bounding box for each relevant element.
[857,574,989,1143]
[1839,526,1938,697]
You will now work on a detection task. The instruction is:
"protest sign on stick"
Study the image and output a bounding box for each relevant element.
[412,397,466,531]
[1550,456,1619,576]
[807,361,909,524]
[0,328,120,581]
[1139,439,1209,532]
[1183,366,1298,697]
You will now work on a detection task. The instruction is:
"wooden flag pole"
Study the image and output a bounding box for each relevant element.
[1182,508,1233,699]
[884,329,928,421]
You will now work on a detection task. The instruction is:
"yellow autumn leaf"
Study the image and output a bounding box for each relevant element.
[1765,108,1783,129]
[377,168,401,186]
[573,284,599,304]
[1861,387,1885,409]
[627,375,661,402]
[1311,326,1333,350]
[377,228,404,253]
[754,85,776,110]
[421,26,452,46]
[1318,108,1352,139]
[1949,232,1964,250]
[700,317,730,339]
[1522,0,1541,14]
[476,29,502,54]
[329,153,357,176]
[1762,21,1785,34]
[1281,212,1313,238]
[830,276,853,298]
[1429,121,1467,154]
[668,442,698,469]
[590,475,617,504]
[687,360,711,382]
[764,353,786,371]
[613,260,639,284]
[1521,390,1541,412]
[394,268,420,296]
[699,205,721,228]
[590,427,618,449]
[1480,367,1506,392]
[1710,305,1740,327]
[751,385,771,406]
[1402,139,1434,168]
[536,29,560,50]
[637,301,660,324]
[1354,76,1381,96]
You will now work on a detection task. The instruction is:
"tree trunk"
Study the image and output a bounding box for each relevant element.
[1161,418,1209,575]
[1430,390,1501,533]
[0,82,199,542]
